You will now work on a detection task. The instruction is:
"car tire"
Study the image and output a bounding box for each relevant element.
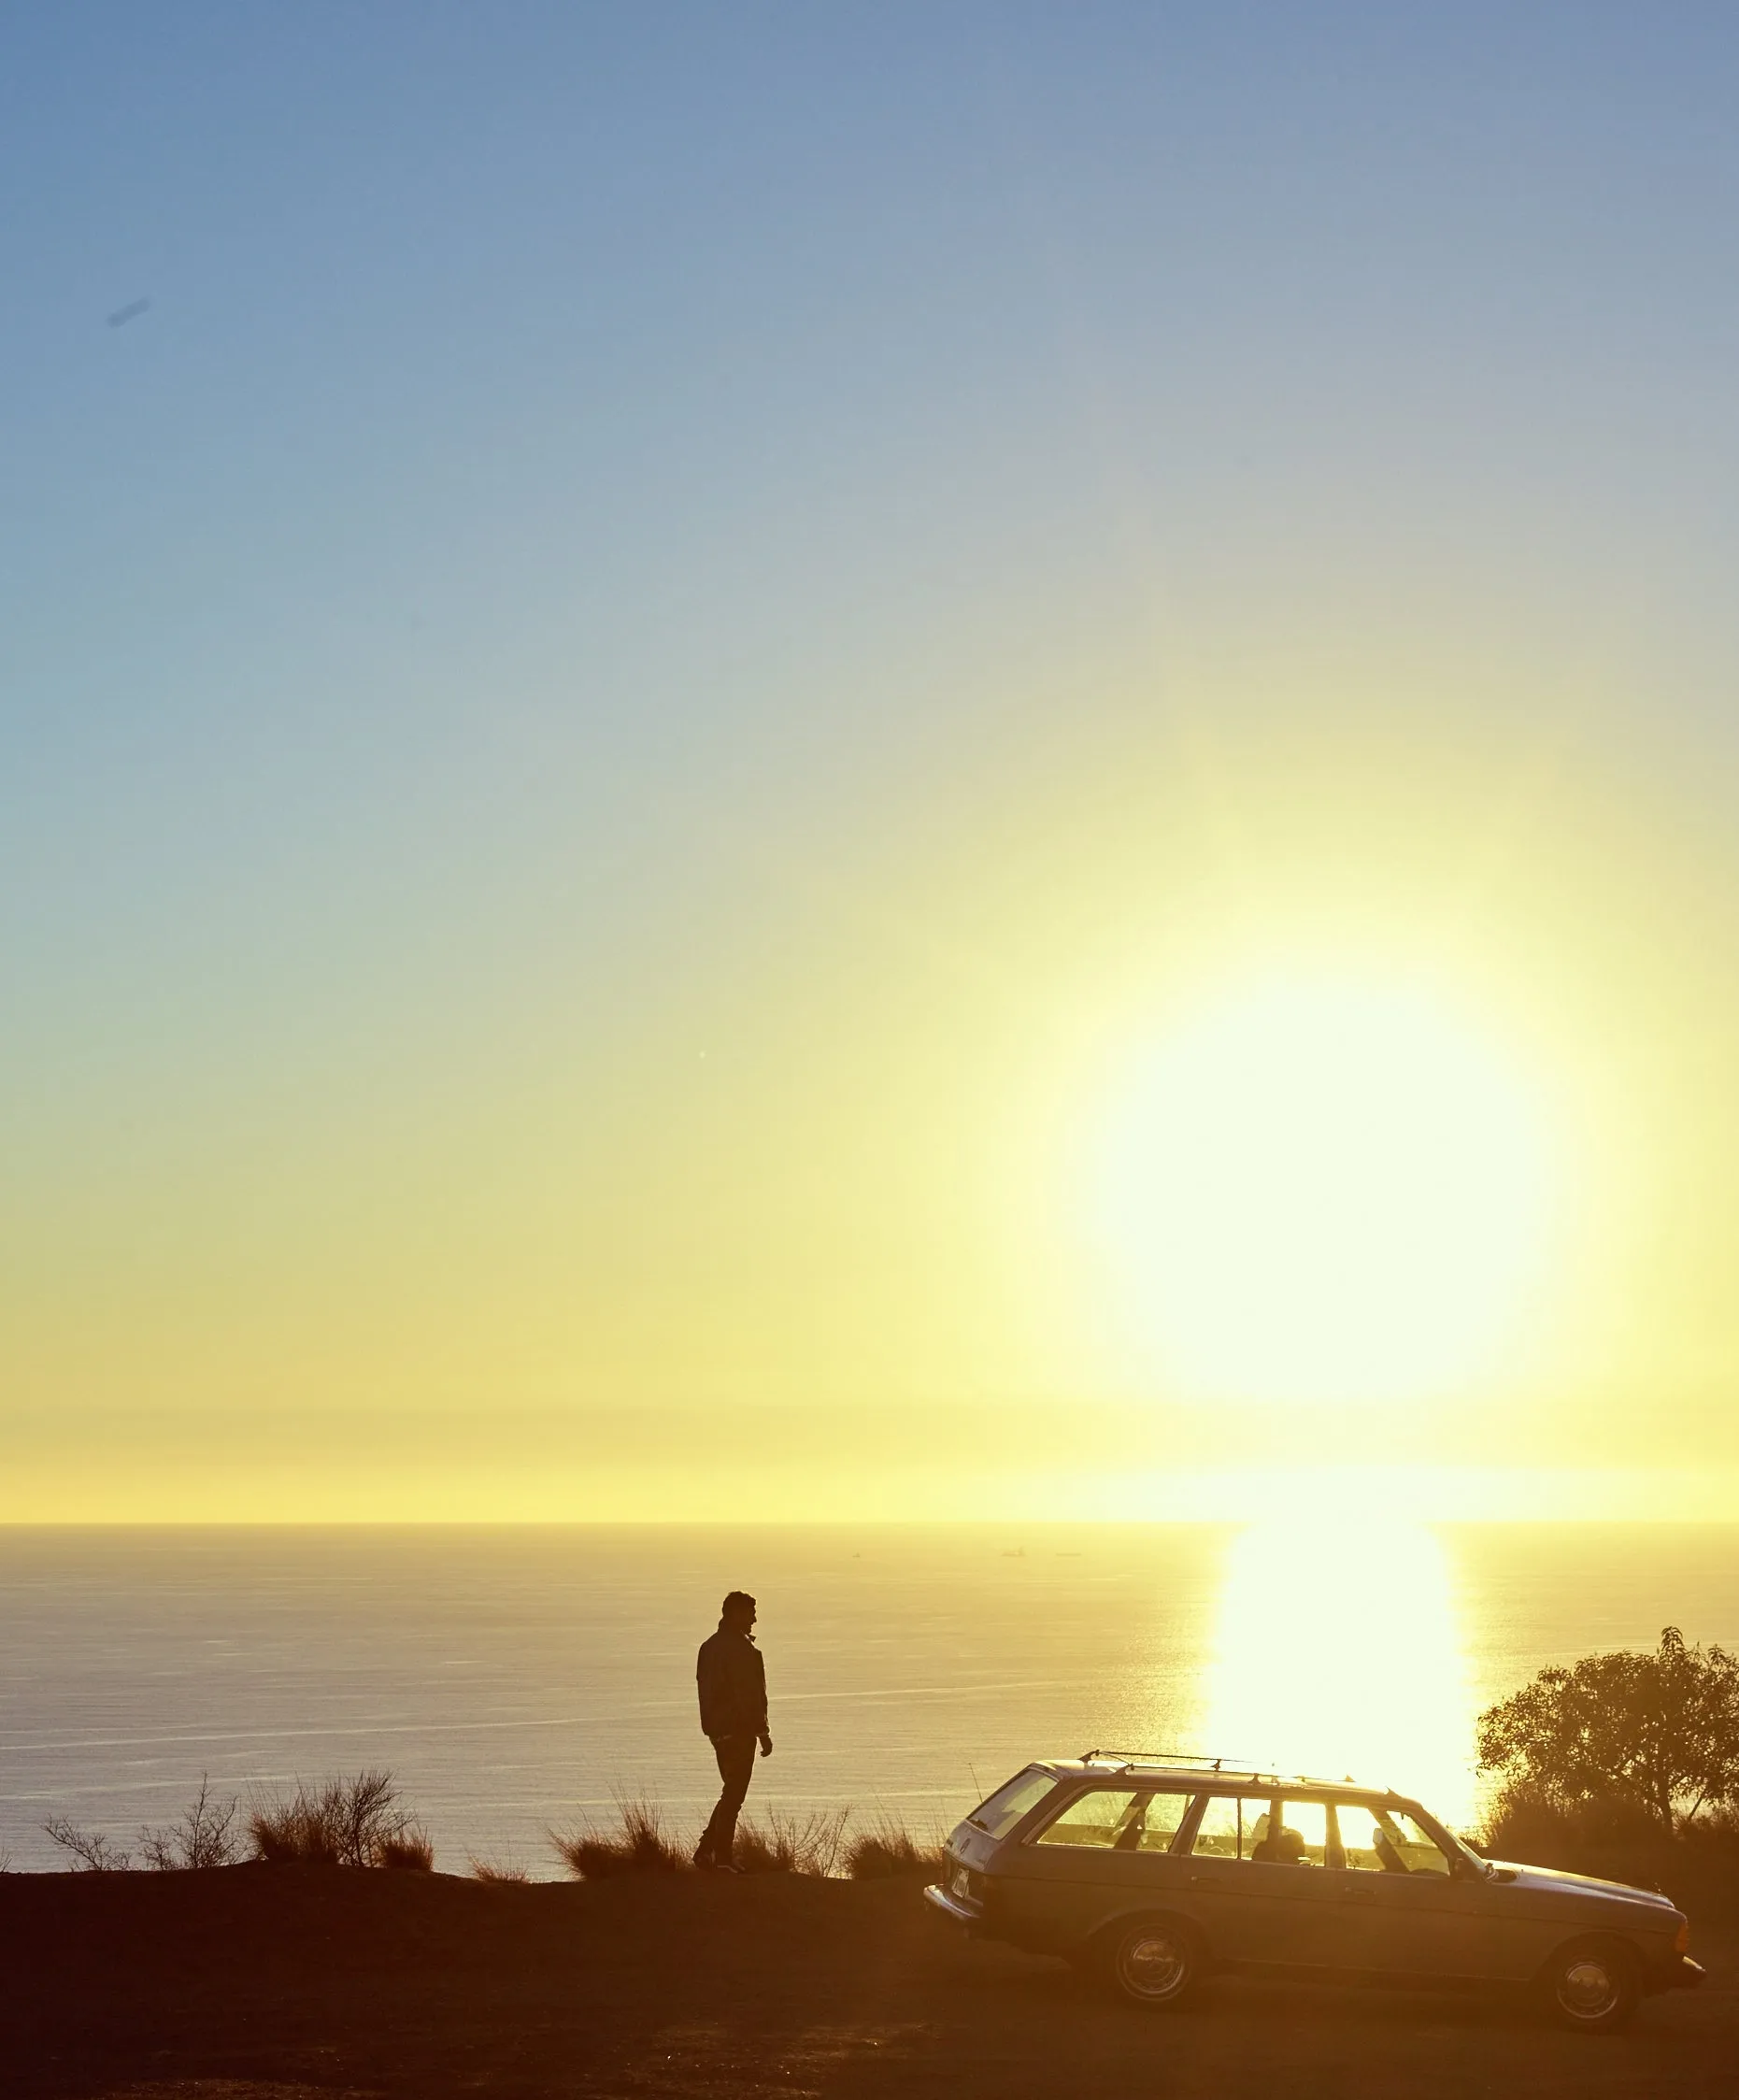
[1102,1915,1204,2010]
[1538,1938,1640,2033]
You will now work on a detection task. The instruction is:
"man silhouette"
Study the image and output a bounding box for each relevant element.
[693,1590,771,1871]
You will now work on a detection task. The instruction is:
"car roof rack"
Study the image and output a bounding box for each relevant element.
[1076,1749,1381,1791]
[1077,1749,1260,1771]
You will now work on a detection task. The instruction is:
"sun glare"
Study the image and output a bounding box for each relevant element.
[1204,1516,1475,1826]
[1096,972,1553,1405]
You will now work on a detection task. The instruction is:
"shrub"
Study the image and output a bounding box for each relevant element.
[43,1816,131,1872]
[845,1819,944,1880]
[734,1806,849,1877]
[377,1826,435,1871]
[249,1769,428,1868]
[139,1774,241,1870]
[552,1794,688,1879]
[550,1794,933,1879]
[469,1856,532,1883]
[1480,1778,1660,1863]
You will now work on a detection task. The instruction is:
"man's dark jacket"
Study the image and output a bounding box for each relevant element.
[696,1626,767,1740]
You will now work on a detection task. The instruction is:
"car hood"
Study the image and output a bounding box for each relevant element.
[1490,1860,1678,1913]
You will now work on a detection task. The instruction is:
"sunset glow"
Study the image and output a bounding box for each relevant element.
[1205,1515,1475,1826]
[1095,974,1555,1405]
[8,8,1739,1524]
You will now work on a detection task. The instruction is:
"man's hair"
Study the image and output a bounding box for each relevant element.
[720,1590,756,1619]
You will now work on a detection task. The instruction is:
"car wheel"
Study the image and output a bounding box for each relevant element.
[1539,1939,1639,2033]
[1105,1916,1202,2009]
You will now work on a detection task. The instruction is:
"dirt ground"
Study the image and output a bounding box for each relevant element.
[2,1864,1733,2100]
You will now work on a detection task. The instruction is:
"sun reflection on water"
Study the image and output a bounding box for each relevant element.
[1202,1517,1476,1829]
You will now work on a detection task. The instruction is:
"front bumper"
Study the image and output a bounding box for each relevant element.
[923,1882,983,1930]
[1667,1956,1705,1991]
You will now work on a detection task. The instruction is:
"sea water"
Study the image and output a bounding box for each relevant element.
[0,1524,1733,1875]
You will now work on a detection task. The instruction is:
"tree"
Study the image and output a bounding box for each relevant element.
[1476,1625,1739,1836]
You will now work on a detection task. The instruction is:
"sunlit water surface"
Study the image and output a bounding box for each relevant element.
[1,1525,1734,1874]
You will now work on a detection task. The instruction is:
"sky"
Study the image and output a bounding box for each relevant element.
[7,3,1739,1519]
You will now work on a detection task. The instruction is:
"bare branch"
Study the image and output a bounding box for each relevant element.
[43,1815,132,1872]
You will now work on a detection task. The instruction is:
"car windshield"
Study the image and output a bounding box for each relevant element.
[966,1768,1058,1839]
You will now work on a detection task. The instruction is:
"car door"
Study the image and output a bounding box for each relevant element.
[1330,1803,1497,1978]
[996,1785,1195,1950]
[1171,1792,1347,1966]
[1246,1797,1363,1970]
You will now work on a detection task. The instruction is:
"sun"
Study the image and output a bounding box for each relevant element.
[1094,971,1554,1404]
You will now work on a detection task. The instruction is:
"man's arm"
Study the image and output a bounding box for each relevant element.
[696,1638,720,1737]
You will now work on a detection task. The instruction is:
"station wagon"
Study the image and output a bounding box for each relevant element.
[924,1751,1703,2030]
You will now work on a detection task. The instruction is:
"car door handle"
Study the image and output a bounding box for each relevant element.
[1346,1884,1376,1900]
[1186,1875,1203,1889]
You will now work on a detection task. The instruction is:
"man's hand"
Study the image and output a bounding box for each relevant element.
[759,1732,773,1759]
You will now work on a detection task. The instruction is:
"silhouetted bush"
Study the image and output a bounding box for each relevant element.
[734,1806,849,1877]
[1481,1778,1660,1861]
[552,1794,688,1878]
[249,1770,430,1869]
[43,1816,131,1872]
[377,1827,435,1871]
[550,1794,944,1880]
[1481,1776,1739,1923]
[469,1855,532,1883]
[845,1819,944,1879]
[139,1774,241,1870]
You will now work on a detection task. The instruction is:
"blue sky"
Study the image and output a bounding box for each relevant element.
[8,5,1739,1514]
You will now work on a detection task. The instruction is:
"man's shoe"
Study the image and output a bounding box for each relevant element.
[713,1860,744,1875]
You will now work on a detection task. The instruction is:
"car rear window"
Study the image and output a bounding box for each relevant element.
[966,1768,1058,1839]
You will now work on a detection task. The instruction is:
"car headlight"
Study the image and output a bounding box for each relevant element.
[1675,1921,1690,1955]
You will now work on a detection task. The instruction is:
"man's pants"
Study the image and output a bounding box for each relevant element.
[698,1735,757,1863]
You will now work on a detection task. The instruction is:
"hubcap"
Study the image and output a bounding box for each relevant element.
[1558,1957,1618,2019]
[1121,1928,1187,1998]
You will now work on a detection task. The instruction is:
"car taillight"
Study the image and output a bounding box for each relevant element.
[1675,1921,1690,1955]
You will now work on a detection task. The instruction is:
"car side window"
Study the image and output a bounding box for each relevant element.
[1385,1809,1452,1878]
[1264,1799,1328,1866]
[1335,1803,1451,1877]
[1034,1787,1193,1851]
[1035,1788,1140,1848]
[1335,1804,1388,1871]
[1134,1792,1190,1852]
[1190,1793,1253,1859]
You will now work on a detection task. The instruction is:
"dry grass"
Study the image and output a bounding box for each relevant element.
[377,1827,435,1871]
[551,1794,938,1881]
[844,1817,945,1880]
[249,1770,431,1869]
[734,1806,850,1877]
[552,1794,689,1879]
[468,1856,533,1884]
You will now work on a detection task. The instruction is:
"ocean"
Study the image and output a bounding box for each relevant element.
[2,1524,1734,1876]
